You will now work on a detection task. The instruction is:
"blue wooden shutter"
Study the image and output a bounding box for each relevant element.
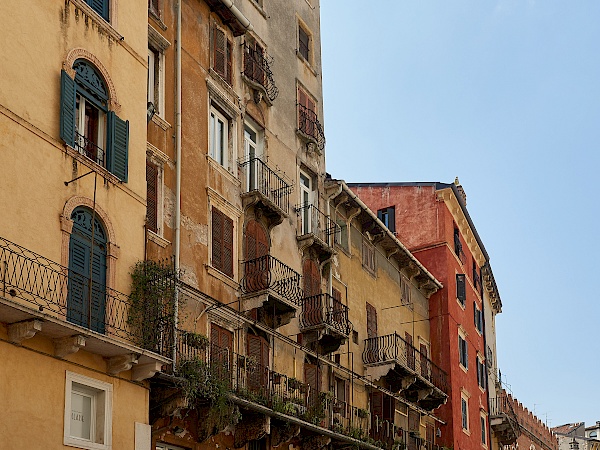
[67,237,90,327]
[87,0,109,21]
[108,111,129,182]
[60,70,76,148]
[90,248,106,333]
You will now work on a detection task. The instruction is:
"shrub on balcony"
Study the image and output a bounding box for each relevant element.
[128,259,177,352]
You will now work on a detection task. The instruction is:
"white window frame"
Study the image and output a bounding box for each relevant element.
[148,26,170,119]
[481,413,488,446]
[459,329,468,371]
[244,119,264,192]
[299,170,313,234]
[461,394,469,433]
[75,93,107,160]
[209,106,229,168]
[64,371,113,450]
[146,145,169,241]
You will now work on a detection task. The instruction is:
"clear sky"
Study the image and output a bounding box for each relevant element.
[320,1,600,429]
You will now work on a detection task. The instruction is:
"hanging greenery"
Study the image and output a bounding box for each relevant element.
[128,259,178,353]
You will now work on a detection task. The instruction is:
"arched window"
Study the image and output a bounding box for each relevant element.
[67,207,107,333]
[60,59,129,181]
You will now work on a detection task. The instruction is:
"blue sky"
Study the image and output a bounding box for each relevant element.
[320,1,600,429]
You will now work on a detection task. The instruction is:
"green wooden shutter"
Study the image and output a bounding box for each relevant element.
[107,111,129,181]
[146,161,158,233]
[60,70,76,148]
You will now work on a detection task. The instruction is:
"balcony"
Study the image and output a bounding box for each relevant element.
[75,130,105,167]
[239,157,292,227]
[489,395,521,445]
[242,43,279,104]
[156,338,386,449]
[296,103,326,153]
[0,237,171,379]
[295,204,338,262]
[240,255,303,328]
[363,333,448,411]
[299,293,351,354]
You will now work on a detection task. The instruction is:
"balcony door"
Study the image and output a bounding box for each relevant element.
[244,220,269,291]
[244,121,263,192]
[302,259,322,327]
[247,333,269,393]
[67,207,107,333]
[299,171,312,234]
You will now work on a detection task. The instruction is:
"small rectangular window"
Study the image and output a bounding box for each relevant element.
[209,107,229,168]
[213,25,233,84]
[477,357,486,389]
[461,397,469,431]
[481,415,487,445]
[456,274,466,305]
[362,239,376,274]
[298,25,310,61]
[459,334,468,369]
[377,206,395,233]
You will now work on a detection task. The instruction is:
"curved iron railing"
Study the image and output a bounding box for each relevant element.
[0,236,173,357]
[363,333,448,394]
[243,43,279,102]
[240,255,303,305]
[239,157,292,214]
[295,203,338,247]
[75,131,105,167]
[300,293,351,336]
[297,103,326,152]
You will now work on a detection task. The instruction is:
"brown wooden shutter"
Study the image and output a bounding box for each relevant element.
[214,27,226,79]
[212,207,223,271]
[420,343,429,378]
[366,302,377,338]
[370,391,383,419]
[223,213,234,277]
[226,39,233,84]
[146,161,158,233]
[303,259,320,297]
[245,219,268,260]
[247,334,266,390]
[405,332,415,370]
[345,381,351,415]
[304,363,320,407]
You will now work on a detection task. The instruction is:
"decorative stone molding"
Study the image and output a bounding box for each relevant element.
[62,196,117,246]
[132,362,164,381]
[8,320,43,344]
[107,353,139,375]
[63,47,121,114]
[54,335,86,358]
[148,24,171,51]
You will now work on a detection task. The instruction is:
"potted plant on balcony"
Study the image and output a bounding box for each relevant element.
[287,377,302,391]
[357,408,369,419]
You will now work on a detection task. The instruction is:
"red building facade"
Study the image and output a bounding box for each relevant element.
[350,181,496,450]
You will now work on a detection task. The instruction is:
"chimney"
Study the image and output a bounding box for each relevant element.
[454,177,467,205]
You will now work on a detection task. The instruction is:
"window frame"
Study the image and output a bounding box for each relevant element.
[459,331,468,370]
[477,355,486,390]
[212,23,234,85]
[64,371,113,450]
[377,206,396,233]
[461,395,469,432]
[456,273,466,307]
[480,413,487,446]
[299,170,313,234]
[362,238,376,275]
[209,106,230,168]
[298,22,311,63]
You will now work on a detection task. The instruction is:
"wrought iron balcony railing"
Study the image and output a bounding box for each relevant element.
[75,131,105,167]
[295,203,338,248]
[489,395,519,422]
[363,333,448,394]
[300,293,351,336]
[243,43,279,102]
[0,236,173,357]
[297,103,325,152]
[239,157,292,215]
[240,255,303,306]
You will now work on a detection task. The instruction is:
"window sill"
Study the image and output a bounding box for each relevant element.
[65,145,123,186]
[457,298,466,310]
[147,229,170,248]
[459,363,468,374]
[462,428,471,437]
[150,113,171,131]
[296,50,318,76]
[71,0,123,41]
[206,264,238,289]
[207,155,241,187]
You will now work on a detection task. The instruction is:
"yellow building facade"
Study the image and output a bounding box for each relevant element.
[0,1,169,448]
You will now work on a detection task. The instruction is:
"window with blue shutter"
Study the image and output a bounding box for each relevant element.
[67,207,107,334]
[86,0,109,22]
[60,60,129,182]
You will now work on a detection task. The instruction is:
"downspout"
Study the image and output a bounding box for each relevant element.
[219,0,254,32]
[173,0,182,368]
[481,264,493,450]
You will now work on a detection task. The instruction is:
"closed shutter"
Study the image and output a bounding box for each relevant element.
[366,302,377,338]
[67,237,90,327]
[405,332,415,370]
[387,207,396,233]
[87,0,109,21]
[247,334,268,390]
[211,323,233,384]
[456,274,466,303]
[146,161,158,233]
[89,249,106,333]
[245,220,269,260]
[370,391,383,420]
[60,70,76,148]
[345,381,350,416]
[304,363,320,408]
[420,343,429,378]
[222,213,234,277]
[107,111,129,182]
[303,259,320,296]
[473,302,478,329]
[214,27,227,79]
[226,40,233,84]
[212,207,223,271]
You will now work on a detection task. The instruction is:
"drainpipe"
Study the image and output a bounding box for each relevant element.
[173,0,182,368]
[219,0,253,32]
